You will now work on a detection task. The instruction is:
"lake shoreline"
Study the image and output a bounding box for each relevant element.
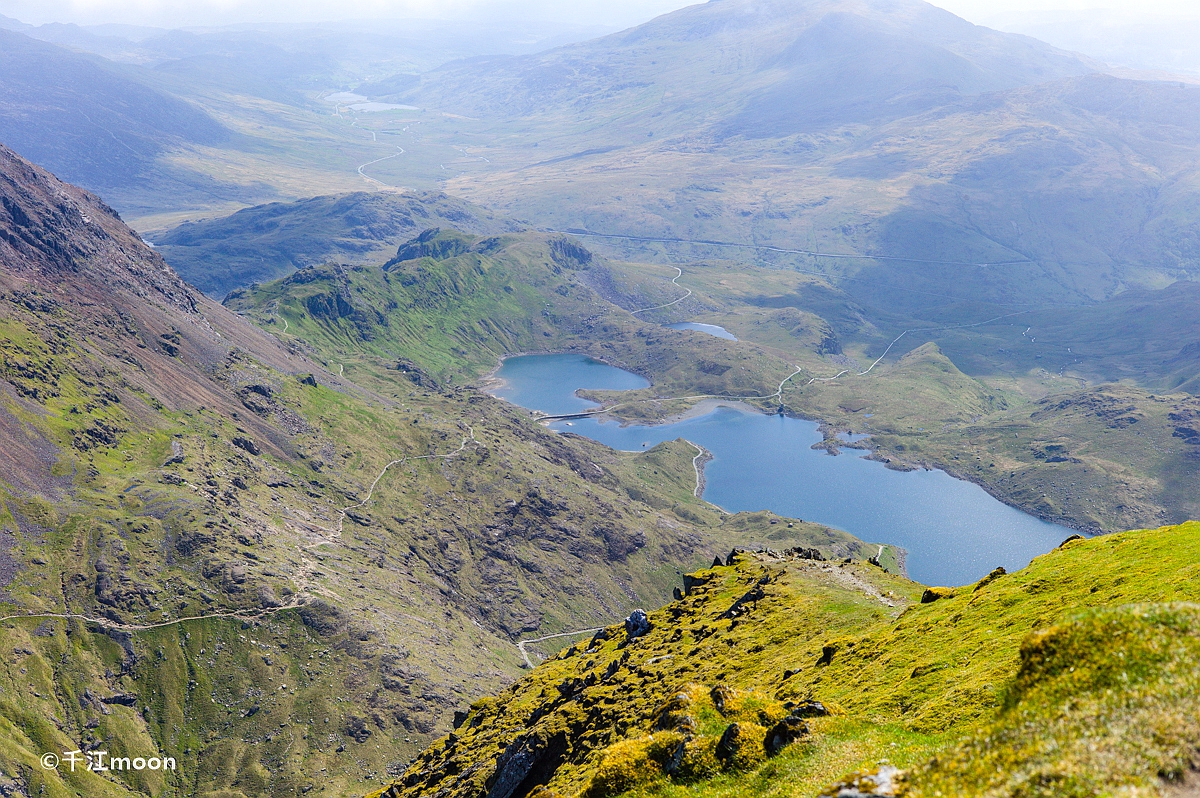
[489,353,1075,586]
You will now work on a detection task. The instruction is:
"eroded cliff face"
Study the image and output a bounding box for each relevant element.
[0,143,195,309]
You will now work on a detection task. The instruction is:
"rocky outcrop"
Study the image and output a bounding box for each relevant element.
[624,609,651,640]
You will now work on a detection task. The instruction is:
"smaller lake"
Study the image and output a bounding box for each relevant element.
[489,354,1075,587]
[488,354,648,416]
[666,322,738,341]
[324,92,417,112]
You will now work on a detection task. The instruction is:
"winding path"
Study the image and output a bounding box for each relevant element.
[307,427,478,548]
[688,441,707,498]
[805,309,1036,385]
[684,440,731,514]
[630,267,691,314]
[0,603,300,634]
[357,147,405,188]
[1,428,480,635]
[517,627,604,669]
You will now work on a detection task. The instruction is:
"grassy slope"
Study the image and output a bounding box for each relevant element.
[374,521,1200,798]
[0,266,879,797]
[223,231,795,399]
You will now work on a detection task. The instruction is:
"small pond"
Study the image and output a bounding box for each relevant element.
[666,322,738,341]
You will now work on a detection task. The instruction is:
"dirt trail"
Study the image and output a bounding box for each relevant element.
[1,427,480,636]
[810,561,900,608]
[630,266,692,314]
[304,426,478,550]
[0,602,301,634]
[517,627,604,669]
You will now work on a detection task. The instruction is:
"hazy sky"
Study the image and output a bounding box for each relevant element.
[2,0,1198,29]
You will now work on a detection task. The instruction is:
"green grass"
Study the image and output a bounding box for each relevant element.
[376,521,1200,798]
[226,230,1200,535]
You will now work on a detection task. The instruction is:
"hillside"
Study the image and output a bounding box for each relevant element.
[0,29,229,194]
[381,0,1093,124]
[0,145,881,797]
[221,228,797,397]
[150,192,521,297]
[373,520,1200,798]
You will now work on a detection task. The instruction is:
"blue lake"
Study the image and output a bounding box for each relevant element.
[488,353,650,415]
[489,354,1076,587]
[666,322,738,341]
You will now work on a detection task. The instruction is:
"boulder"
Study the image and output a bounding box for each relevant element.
[163,439,185,465]
[817,764,905,797]
[764,714,810,755]
[920,586,954,604]
[715,722,766,770]
[789,700,829,718]
[232,436,260,456]
[973,566,1007,592]
[710,684,733,713]
[624,609,651,640]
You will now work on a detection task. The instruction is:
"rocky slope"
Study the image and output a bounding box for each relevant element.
[150,192,522,298]
[372,520,1200,798]
[0,145,873,797]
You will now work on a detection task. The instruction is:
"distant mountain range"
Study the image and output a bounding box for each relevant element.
[5,0,1200,337]
[0,28,228,193]
[379,0,1096,128]
[355,0,1200,317]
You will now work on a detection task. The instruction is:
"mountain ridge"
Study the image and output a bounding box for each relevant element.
[373,521,1200,798]
[378,0,1096,126]
[150,191,522,297]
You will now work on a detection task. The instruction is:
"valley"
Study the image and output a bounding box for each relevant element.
[0,0,1197,796]
[0,144,884,798]
[222,229,1200,534]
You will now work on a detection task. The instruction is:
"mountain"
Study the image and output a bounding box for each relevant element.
[343,0,1200,320]
[0,29,228,194]
[151,191,522,297]
[383,0,1094,127]
[375,521,1200,798]
[0,144,878,797]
